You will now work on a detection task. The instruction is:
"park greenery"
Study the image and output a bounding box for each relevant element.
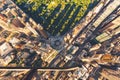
[14,0,99,36]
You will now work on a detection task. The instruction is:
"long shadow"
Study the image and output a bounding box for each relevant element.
[19,3,47,24]
[43,4,61,29]
[71,19,79,30]
[61,6,81,35]
[48,4,71,33]
[32,4,51,24]
[22,2,34,14]
[79,0,100,21]
[52,4,76,36]
[35,4,48,24]
[15,1,95,36]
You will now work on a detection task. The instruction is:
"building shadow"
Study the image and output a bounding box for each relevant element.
[42,4,61,29]
[52,4,76,36]
[16,1,97,36]
[47,4,71,34]
[60,5,81,35]
[80,0,100,20]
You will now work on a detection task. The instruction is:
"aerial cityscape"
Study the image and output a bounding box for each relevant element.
[0,0,120,80]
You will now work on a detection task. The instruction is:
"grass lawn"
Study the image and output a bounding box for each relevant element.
[14,0,99,36]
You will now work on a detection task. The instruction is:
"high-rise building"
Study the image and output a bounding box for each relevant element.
[81,53,120,65]
[98,68,120,80]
